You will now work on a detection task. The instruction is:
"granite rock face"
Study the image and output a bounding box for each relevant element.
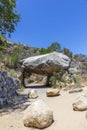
[0,71,18,107]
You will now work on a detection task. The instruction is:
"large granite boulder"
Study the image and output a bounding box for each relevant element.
[23,99,53,128]
[20,52,70,76]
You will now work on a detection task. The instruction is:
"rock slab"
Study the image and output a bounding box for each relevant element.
[46,88,60,97]
[69,88,82,94]
[23,99,53,128]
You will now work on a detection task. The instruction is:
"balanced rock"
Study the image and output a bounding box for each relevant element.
[46,88,60,97]
[28,89,38,99]
[23,99,53,128]
[73,95,87,111]
[20,52,70,76]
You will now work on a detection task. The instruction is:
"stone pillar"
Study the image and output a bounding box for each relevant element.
[46,76,51,86]
[21,68,25,87]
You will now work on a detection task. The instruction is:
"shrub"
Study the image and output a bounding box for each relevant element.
[63,48,73,59]
[8,69,17,78]
[39,42,62,55]
[73,76,81,85]
[49,70,65,86]
[39,48,50,55]
[3,45,22,68]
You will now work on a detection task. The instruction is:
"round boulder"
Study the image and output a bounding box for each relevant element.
[28,89,38,99]
[23,99,53,128]
[73,95,87,111]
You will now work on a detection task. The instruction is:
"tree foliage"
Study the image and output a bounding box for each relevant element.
[63,48,72,59]
[48,42,62,52]
[3,45,22,68]
[39,42,73,59]
[39,42,62,55]
[0,0,20,36]
[39,48,50,55]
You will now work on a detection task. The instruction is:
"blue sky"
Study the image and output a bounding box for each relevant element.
[11,0,87,55]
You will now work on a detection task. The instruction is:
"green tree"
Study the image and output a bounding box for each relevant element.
[48,42,62,52]
[0,0,20,36]
[39,48,50,55]
[39,42,62,55]
[63,48,73,59]
[3,45,22,68]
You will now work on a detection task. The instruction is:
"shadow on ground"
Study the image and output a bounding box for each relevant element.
[0,93,29,116]
[0,84,50,116]
[25,84,50,89]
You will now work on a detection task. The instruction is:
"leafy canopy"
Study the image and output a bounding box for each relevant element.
[0,0,20,36]
[39,42,62,55]
[48,42,61,52]
[63,48,72,59]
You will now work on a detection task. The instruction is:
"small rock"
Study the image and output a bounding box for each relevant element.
[82,86,87,97]
[28,89,38,99]
[69,88,82,94]
[73,95,87,111]
[23,99,53,128]
[10,125,13,128]
[46,88,60,97]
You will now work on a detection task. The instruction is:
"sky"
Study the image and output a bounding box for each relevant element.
[11,0,87,55]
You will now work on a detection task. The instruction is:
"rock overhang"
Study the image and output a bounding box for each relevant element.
[20,52,71,76]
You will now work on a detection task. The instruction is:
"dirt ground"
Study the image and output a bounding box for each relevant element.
[0,85,87,130]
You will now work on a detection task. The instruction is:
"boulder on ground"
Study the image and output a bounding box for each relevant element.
[82,86,87,97]
[28,89,38,99]
[23,99,53,128]
[20,52,70,76]
[69,88,83,94]
[73,95,87,111]
[46,88,60,97]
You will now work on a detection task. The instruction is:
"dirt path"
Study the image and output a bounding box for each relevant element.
[0,86,87,130]
[44,91,87,130]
